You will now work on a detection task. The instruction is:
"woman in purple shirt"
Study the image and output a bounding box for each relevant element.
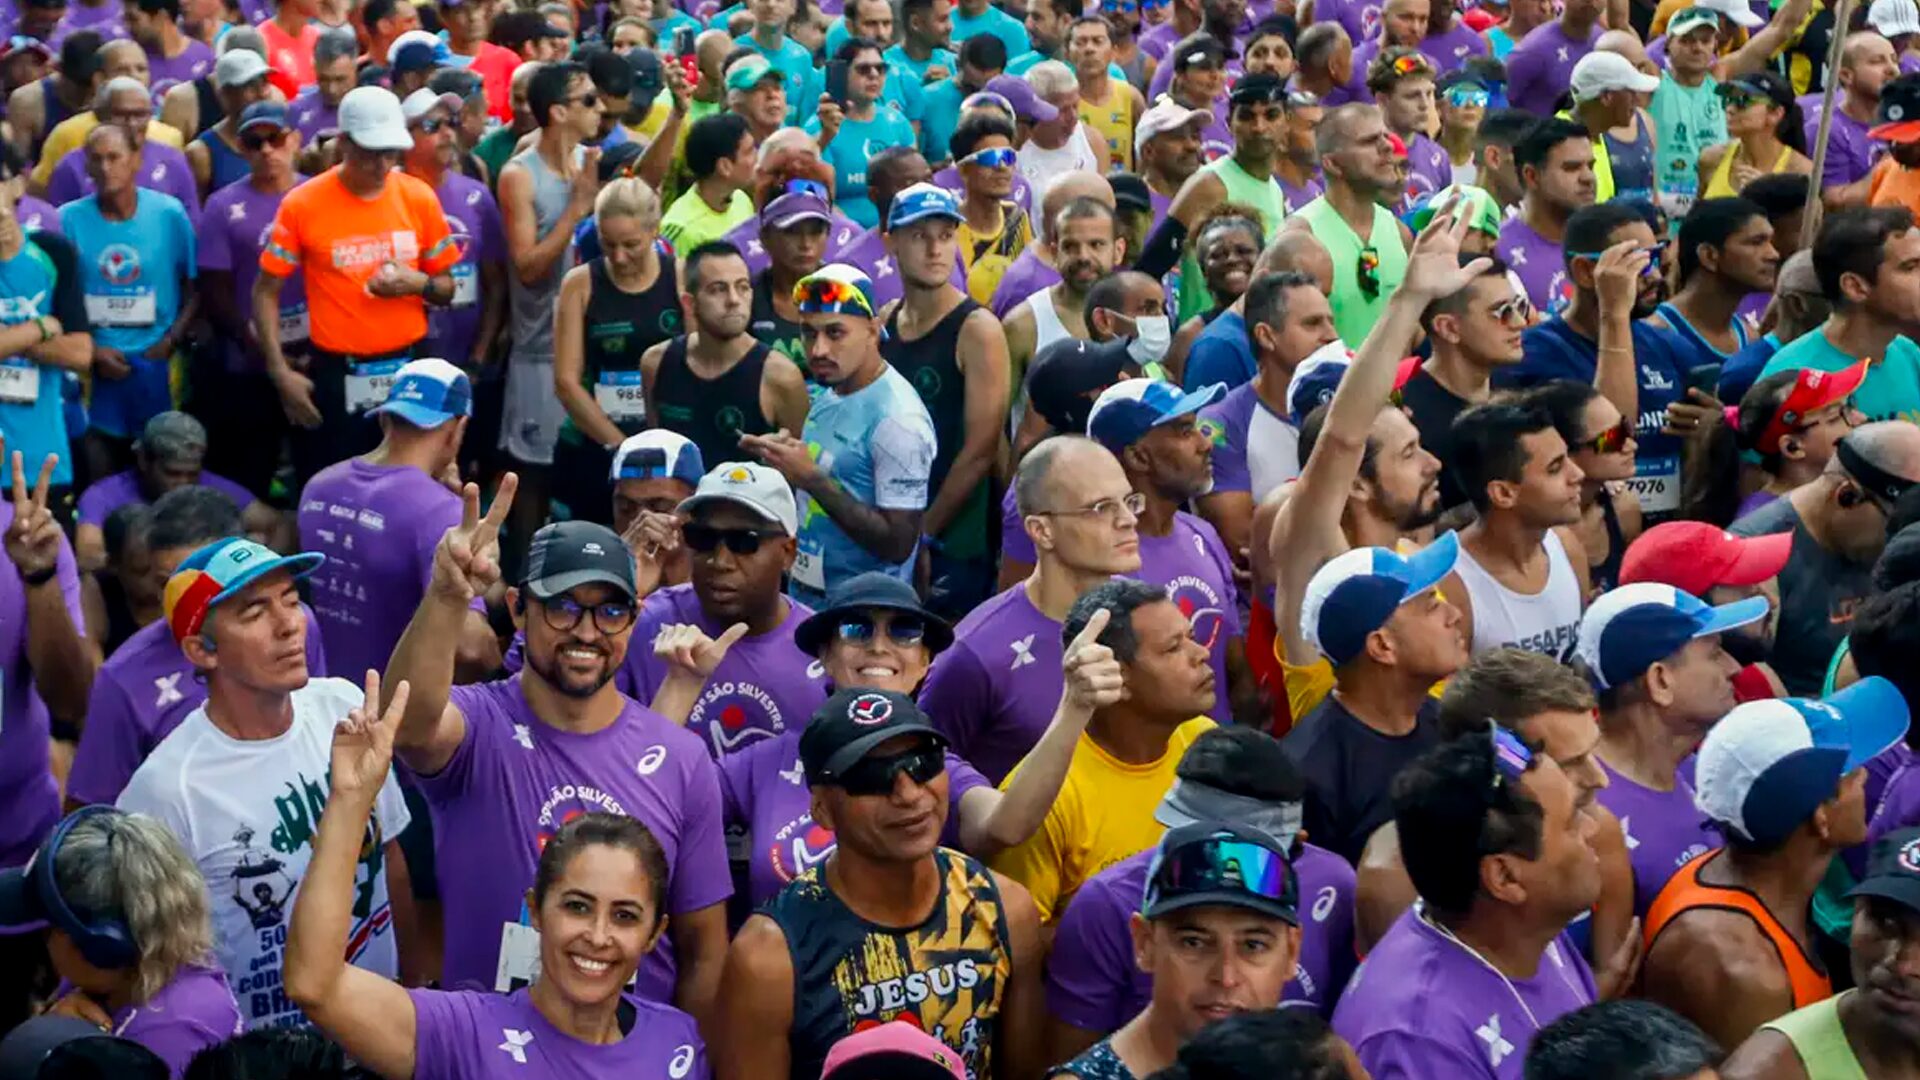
[285,672,708,1080]
[0,806,242,1079]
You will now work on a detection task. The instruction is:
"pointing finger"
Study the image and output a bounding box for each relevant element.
[482,472,519,534]
[9,451,24,508]
[459,481,480,533]
[363,667,382,713]
[1068,608,1112,655]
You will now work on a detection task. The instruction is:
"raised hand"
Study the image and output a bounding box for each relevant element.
[330,668,410,799]
[1593,239,1651,319]
[432,473,518,604]
[570,147,603,210]
[739,429,822,490]
[4,444,61,583]
[1062,608,1126,713]
[654,622,750,681]
[1398,198,1494,302]
[621,509,681,599]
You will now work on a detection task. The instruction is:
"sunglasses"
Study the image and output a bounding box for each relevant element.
[1142,0,1170,10]
[793,276,875,315]
[782,177,830,199]
[1389,53,1431,77]
[1447,87,1489,107]
[1489,722,1534,788]
[567,92,601,108]
[1356,245,1382,299]
[1489,295,1533,326]
[963,146,1017,169]
[1583,415,1633,454]
[682,522,784,555]
[835,611,928,646]
[1571,241,1668,279]
[1145,835,1298,915]
[1102,0,1140,11]
[852,61,886,76]
[414,116,447,134]
[241,129,291,151]
[837,744,944,796]
[540,595,637,634]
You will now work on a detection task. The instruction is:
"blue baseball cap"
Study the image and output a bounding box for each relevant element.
[609,429,705,487]
[1574,582,1769,691]
[887,182,964,231]
[163,538,325,644]
[387,29,470,73]
[237,101,290,135]
[1285,342,1351,424]
[1086,377,1225,453]
[369,358,472,429]
[1697,677,1911,846]
[1299,531,1460,665]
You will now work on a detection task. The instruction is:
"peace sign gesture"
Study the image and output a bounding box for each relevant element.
[1399,195,1495,303]
[2,439,62,583]
[430,473,518,605]
[330,668,411,800]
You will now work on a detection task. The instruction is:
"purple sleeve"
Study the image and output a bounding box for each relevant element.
[918,643,992,768]
[414,682,494,795]
[939,748,990,850]
[1504,42,1543,114]
[1045,882,1144,1032]
[74,479,119,529]
[501,631,525,674]
[1001,487,1035,564]
[166,167,202,228]
[45,154,80,207]
[1200,524,1244,635]
[407,989,482,1080]
[667,752,735,915]
[198,198,232,273]
[55,530,84,629]
[475,188,505,264]
[67,672,144,806]
[1201,406,1250,495]
[304,606,328,678]
[988,266,1029,320]
[1350,1032,1485,1080]
[205,472,254,509]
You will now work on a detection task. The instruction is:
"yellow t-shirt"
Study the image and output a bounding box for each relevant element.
[1078,87,1134,171]
[988,716,1216,922]
[33,114,186,187]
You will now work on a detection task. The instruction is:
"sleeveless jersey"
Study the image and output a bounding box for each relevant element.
[765,848,1013,1080]
[1758,991,1870,1080]
[884,298,990,557]
[1176,156,1290,323]
[1452,529,1583,660]
[1645,848,1832,1010]
[35,76,77,161]
[194,127,250,194]
[559,252,682,445]
[649,335,776,469]
[1078,87,1135,171]
[1294,195,1410,349]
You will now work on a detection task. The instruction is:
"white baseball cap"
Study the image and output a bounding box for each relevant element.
[676,461,799,537]
[1134,98,1212,155]
[337,86,413,151]
[1695,0,1766,27]
[610,430,707,489]
[401,87,463,124]
[1872,0,1920,36]
[1569,51,1661,103]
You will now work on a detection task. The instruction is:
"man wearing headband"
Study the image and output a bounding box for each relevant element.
[1733,361,1867,520]
[1731,422,1920,694]
[741,263,935,608]
[1055,822,1303,1080]
[1048,728,1354,1062]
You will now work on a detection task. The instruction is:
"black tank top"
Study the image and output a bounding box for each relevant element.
[650,335,776,469]
[749,271,806,366]
[578,254,682,437]
[764,848,1012,1080]
[194,76,222,137]
[883,298,979,494]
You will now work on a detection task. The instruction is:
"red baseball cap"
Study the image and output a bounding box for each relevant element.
[1750,360,1869,455]
[1619,521,1793,596]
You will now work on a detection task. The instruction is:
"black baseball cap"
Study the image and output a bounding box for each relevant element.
[1848,826,1920,915]
[792,571,953,656]
[1107,170,1152,215]
[799,688,948,786]
[1027,337,1132,433]
[1228,70,1286,105]
[627,47,665,103]
[1142,822,1300,924]
[522,521,637,601]
[1172,34,1229,71]
[0,1016,167,1080]
[597,139,646,181]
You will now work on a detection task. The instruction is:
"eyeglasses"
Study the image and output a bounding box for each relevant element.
[793,276,875,316]
[682,523,784,555]
[837,744,945,796]
[1144,835,1298,915]
[835,611,928,647]
[566,92,601,108]
[852,62,886,76]
[1571,241,1668,279]
[962,146,1017,169]
[1583,415,1633,455]
[1036,491,1147,523]
[1447,87,1489,107]
[1356,246,1382,299]
[539,595,637,634]
[1489,295,1533,326]
[414,116,447,134]
[241,129,291,151]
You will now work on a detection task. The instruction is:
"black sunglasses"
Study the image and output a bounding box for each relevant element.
[835,611,927,646]
[241,129,291,151]
[1357,245,1381,299]
[837,745,944,796]
[682,522,783,555]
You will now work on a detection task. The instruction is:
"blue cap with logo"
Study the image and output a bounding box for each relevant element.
[609,429,706,487]
[369,358,472,429]
[1574,582,1770,691]
[887,182,964,231]
[1300,531,1460,665]
[1285,342,1351,423]
[1086,376,1225,453]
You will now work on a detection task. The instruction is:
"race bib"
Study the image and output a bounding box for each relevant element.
[451,263,478,307]
[84,293,156,327]
[594,370,646,423]
[278,304,310,345]
[0,358,41,405]
[1625,455,1681,514]
[344,358,405,414]
[791,542,826,592]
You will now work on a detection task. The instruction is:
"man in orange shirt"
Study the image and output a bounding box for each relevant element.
[254,85,460,485]
[1867,73,1920,215]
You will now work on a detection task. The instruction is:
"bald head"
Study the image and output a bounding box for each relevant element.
[1262,230,1335,295]
[1594,29,1647,66]
[1844,31,1896,68]
[1015,434,1120,514]
[1042,171,1115,240]
[1845,421,1920,485]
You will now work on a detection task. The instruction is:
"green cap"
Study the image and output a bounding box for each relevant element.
[1406,184,1503,238]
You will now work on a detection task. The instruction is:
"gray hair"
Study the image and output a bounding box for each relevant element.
[1063,578,1171,663]
[54,811,216,1003]
[313,27,359,67]
[94,75,148,110]
[217,24,267,57]
[756,126,817,166]
[1025,58,1076,99]
[137,411,208,465]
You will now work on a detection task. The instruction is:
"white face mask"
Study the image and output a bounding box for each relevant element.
[1128,314,1172,365]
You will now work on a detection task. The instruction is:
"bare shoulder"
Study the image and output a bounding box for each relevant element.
[1646,906,1793,1002]
[1718,1026,1814,1080]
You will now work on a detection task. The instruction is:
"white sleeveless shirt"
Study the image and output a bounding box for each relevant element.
[1453,529,1583,661]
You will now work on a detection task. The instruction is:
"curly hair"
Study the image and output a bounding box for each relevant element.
[56,811,217,1003]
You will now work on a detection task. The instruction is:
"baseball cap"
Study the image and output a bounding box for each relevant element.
[821,1022,966,1080]
[609,429,706,488]
[597,140,646,182]
[887,182,964,230]
[984,73,1058,122]
[0,1016,168,1080]
[368,357,472,428]
[337,85,413,151]
[1086,377,1226,453]
[388,29,470,72]
[677,461,798,537]
[793,571,953,656]
[763,188,832,230]
[1228,70,1287,106]
[1667,7,1723,38]
[1749,360,1869,455]
[1172,34,1229,71]
[1574,582,1770,691]
[136,410,207,463]
[236,100,290,136]
[1134,97,1211,154]
[1868,71,1918,139]
[401,87,463,124]
[959,89,1017,117]
[1696,677,1911,846]
[1142,823,1300,924]
[1847,825,1920,915]
[725,54,783,93]
[1405,183,1502,237]
[1872,0,1920,36]
[626,48,664,104]
[1027,337,1133,433]
[430,67,487,104]
[213,48,270,88]
[1285,341,1351,424]
[1299,530,1460,665]
[799,687,948,786]
[1107,171,1152,215]
[1697,0,1765,25]
[522,520,637,602]
[794,264,878,318]
[1618,521,1793,596]
[0,37,53,63]
[163,538,325,644]
[1569,50,1661,102]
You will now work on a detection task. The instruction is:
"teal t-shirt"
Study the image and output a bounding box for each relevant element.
[884,42,956,82]
[805,106,919,227]
[801,57,927,123]
[1758,322,1920,424]
[651,8,702,40]
[733,32,816,124]
[920,77,966,163]
[951,4,1029,58]
[1648,71,1725,221]
[0,237,76,485]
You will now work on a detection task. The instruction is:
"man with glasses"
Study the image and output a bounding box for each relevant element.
[1732,363,1867,521]
[401,87,507,374]
[1285,103,1413,348]
[1400,259,1530,512]
[741,264,935,609]
[1496,118,1596,316]
[381,502,735,1024]
[42,75,200,219]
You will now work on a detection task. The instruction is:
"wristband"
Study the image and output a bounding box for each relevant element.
[19,564,57,588]
[34,317,52,343]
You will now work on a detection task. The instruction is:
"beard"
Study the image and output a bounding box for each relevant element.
[529,644,617,699]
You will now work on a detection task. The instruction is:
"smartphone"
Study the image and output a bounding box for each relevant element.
[671,26,698,85]
[1686,363,1722,397]
[824,59,851,105]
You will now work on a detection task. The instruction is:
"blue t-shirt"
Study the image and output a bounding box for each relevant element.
[58,189,196,357]
[0,233,87,486]
[1183,310,1256,392]
[734,33,817,125]
[1759,322,1920,425]
[801,58,927,124]
[951,3,1029,58]
[804,107,919,228]
[1720,331,1780,404]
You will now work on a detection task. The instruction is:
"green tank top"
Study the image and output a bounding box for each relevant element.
[1760,992,1870,1080]
[1175,157,1291,324]
[1293,196,1410,348]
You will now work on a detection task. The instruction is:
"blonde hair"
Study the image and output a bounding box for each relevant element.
[595,175,662,228]
[55,812,216,1003]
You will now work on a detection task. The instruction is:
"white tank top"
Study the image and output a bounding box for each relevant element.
[1453,529,1584,661]
[1028,287,1074,352]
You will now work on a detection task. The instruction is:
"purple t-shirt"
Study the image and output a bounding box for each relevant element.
[1147,50,1243,103]
[1504,20,1600,116]
[1497,216,1571,315]
[1403,132,1454,209]
[1199,380,1299,503]
[1420,21,1490,73]
[618,584,828,758]
[918,583,1068,785]
[1138,20,1182,61]
[1596,759,1722,916]
[15,194,59,234]
[76,470,254,527]
[422,170,504,366]
[722,207,865,278]
[0,502,85,868]
[718,729,994,906]
[410,986,708,1080]
[1869,749,1920,845]
[297,460,466,686]
[986,247,1060,321]
[46,141,202,226]
[200,175,309,373]
[416,677,733,997]
[1279,173,1325,214]
[1733,489,1778,522]
[830,225,970,310]
[1312,0,1383,53]
[286,88,340,142]
[1333,907,1597,1079]
[68,608,328,807]
[1801,97,1882,188]
[1338,38,1381,103]
[113,963,243,1079]
[148,40,215,106]
[1046,842,1357,1029]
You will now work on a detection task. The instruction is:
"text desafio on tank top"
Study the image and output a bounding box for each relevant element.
[1453,529,1583,660]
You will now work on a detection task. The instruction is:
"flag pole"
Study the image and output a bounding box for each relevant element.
[1801,0,1859,250]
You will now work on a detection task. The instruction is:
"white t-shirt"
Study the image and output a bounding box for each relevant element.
[1016,128,1106,219]
[118,678,412,1032]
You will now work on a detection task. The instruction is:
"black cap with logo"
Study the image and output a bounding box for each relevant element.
[522,521,637,601]
[799,688,947,786]
[1848,825,1920,915]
